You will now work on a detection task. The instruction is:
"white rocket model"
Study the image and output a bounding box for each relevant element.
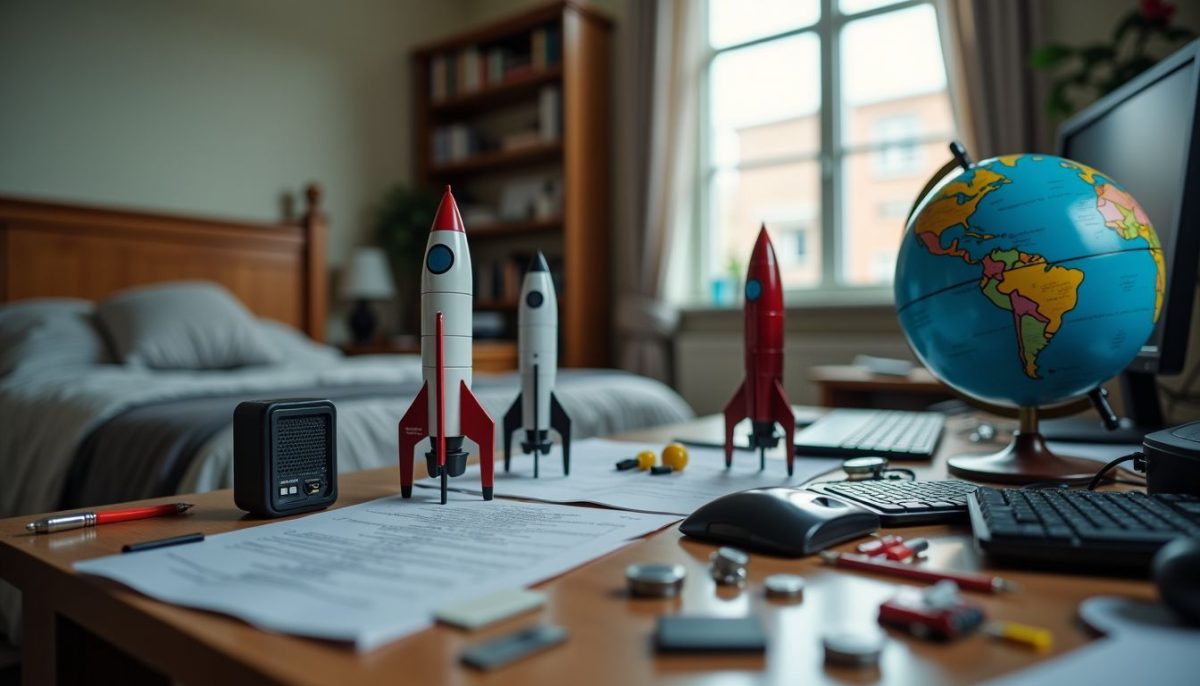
[398,186,495,504]
[502,252,572,477]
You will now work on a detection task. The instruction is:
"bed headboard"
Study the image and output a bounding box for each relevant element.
[0,185,328,341]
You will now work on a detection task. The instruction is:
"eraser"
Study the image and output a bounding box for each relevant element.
[435,589,547,630]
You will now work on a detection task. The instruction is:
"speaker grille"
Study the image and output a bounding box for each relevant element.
[275,415,330,477]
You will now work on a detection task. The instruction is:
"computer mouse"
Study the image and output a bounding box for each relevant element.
[1153,537,1200,625]
[680,488,880,557]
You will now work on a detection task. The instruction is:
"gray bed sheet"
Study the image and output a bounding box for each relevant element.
[61,370,692,508]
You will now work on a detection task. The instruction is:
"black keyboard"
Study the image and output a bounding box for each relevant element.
[968,488,1200,573]
[808,480,977,525]
[794,409,944,460]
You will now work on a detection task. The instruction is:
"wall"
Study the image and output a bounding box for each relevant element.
[675,0,1200,421]
[0,0,465,331]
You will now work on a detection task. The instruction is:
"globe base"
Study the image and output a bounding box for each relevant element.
[948,431,1098,484]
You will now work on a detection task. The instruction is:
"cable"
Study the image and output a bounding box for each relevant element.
[1087,452,1146,491]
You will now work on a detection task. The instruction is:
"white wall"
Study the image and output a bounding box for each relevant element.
[0,0,465,268]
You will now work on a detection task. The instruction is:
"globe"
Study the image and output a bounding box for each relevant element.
[894,153,1164,409]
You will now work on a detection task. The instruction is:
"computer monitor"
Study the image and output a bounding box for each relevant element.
[1056,38,1200,430]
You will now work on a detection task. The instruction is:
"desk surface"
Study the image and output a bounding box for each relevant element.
[0,412,1153,686]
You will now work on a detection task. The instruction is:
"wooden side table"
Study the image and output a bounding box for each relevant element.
[809,364,953,409]
[340,339,518,373]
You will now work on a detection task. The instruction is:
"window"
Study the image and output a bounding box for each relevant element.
[700,0,956,300]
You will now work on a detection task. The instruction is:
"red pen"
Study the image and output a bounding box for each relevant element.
[25,503,193,534]
[820,551,1019,593]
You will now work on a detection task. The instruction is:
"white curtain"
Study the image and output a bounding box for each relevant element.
[937,0,1051,158]
[616,0,702,382]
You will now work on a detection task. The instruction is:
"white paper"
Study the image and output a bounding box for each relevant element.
[419,438,843,516]
[74,493,678,651]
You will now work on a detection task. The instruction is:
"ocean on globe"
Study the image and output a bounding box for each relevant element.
[894,153,1164,408]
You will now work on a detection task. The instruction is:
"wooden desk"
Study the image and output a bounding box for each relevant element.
[0,414,1154,685]
[340,339,519,373]
[810,364,953,410]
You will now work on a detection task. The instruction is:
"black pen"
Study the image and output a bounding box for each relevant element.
[122,532,205,553]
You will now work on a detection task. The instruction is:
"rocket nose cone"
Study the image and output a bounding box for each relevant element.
[526,251,549,273]
[752,225,776,258]
[431,185,465,232]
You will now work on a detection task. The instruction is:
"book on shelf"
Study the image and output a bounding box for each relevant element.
[432,123,479,164]
[428,25,562,101]
[539,86,561,141]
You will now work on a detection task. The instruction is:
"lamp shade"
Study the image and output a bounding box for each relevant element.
[342,247,396,300]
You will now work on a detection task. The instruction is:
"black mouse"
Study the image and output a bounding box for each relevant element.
[1153,537,1200,625]
[680,488,879,557]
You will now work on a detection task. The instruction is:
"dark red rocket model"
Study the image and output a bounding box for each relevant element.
[722,226,796,475]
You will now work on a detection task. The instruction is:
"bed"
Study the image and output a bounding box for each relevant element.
[0,188,694,518]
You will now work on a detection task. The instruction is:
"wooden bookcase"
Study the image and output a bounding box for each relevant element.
[411,1,612,368]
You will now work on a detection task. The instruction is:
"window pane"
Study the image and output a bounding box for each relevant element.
[709,0,820,49]
[839,0,906,15]
[710,162,822,291]
[710,34,821,167]
[840,4,953,146]
[839,141,951,285]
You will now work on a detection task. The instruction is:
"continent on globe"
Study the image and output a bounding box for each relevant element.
[1065,164,1167,319]
[912,159,1083,380]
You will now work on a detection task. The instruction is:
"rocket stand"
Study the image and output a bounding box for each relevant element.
[947,407,1098,485]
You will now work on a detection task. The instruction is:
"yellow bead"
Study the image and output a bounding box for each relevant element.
[661,443,689,471]
[636,450,656,470]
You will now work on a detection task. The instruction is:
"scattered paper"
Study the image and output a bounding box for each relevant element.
[419,438,843,516]
[75,493,678,651]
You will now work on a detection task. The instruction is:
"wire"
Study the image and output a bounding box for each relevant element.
[1087,452,1146,491]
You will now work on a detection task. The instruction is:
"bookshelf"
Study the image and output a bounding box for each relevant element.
[412,1,612,369]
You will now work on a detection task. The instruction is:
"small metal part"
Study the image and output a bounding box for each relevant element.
[650,465,674,476]
[25,512,96,534]
[842,456,888,480]
[615,458,639,471]
[626,563,686,598]
[709,546,749,586]
[822,630,885,668]
[764,573,805,599]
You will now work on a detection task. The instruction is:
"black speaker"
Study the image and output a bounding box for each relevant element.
[234,398,337,517]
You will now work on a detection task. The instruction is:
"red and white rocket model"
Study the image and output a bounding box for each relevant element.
[502,252,572,477]
[722,226,796,475]
[398,186,495,504]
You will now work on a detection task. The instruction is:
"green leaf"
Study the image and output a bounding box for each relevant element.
[1029,43,1074,68]
[1111,11,1144,43]
[1166,26,1196,42]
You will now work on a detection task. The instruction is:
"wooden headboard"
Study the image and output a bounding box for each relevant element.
[0,185,328,341]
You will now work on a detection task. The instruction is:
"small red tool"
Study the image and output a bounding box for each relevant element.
[25,503,194,534]
[820,551,1019,593]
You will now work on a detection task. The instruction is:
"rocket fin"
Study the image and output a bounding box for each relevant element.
[460,381,496,501]
[770,378,796,476]
[722,380,747,469]
[502,393,521,473]
[550,392,572,476]
[397,381,429,498]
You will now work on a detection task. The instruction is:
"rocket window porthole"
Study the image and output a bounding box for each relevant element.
[426,244,454,274]
[526,291,544,308]
[745,278,762,301]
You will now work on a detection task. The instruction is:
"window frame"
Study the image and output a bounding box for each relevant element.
[696,0,953,305]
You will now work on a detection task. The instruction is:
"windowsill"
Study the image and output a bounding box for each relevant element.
[678,287,896,314]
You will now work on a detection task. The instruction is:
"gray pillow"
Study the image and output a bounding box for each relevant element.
[256,318,342,368]
[0,298,113,377]
[96,282,281,369]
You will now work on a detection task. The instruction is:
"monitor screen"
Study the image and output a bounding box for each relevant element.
[1059,58,1197,369]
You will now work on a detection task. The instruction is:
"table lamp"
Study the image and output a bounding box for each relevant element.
[343,246,396,344]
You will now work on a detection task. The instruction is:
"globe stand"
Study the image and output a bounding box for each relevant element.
[947,407,1099,484]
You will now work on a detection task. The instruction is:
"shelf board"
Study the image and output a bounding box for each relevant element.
[431,66,562,116]
[470,217,561,238]
[431,141,562,177]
